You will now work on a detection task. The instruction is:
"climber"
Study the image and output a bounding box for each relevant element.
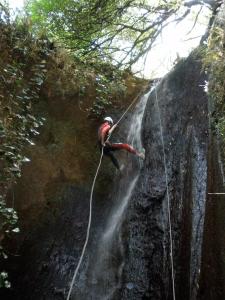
[98,116,145,170]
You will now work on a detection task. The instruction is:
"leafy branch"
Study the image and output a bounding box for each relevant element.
[26,0,221,68]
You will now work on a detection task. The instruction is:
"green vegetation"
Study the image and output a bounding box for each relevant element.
[88,67,126,117]
[204,23,225,157]
[24,0,221,116]
[25,0,219,68]
[0,4,50,287]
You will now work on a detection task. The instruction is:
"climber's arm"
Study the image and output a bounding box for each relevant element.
[108,124,117,136]
[100,124,111,146]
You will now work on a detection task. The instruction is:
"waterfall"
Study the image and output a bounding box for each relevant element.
[102,90,150,243]
[74,90,150,300]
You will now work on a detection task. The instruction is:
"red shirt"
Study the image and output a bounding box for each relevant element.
[98,122,111,142]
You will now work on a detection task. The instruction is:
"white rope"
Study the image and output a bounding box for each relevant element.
[115,91,143,126]
[208,193,225,195]
[66,147,104,300]
[66,89,144,300]
[154,83,176,300]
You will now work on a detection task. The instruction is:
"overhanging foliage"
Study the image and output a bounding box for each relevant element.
[26,0,221,68]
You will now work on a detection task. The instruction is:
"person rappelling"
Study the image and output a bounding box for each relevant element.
[98,116,145,170]
[67,97,145,299]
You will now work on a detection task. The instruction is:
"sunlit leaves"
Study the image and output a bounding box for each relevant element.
[0,271,11,288]
[0,197,18,233]
[203,22,225,159]
[26,0,187,67]
[0,17,49,188]
[25,0,216,68]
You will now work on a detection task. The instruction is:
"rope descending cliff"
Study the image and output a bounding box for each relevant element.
[154,82,176,300]
[66,90,144,300]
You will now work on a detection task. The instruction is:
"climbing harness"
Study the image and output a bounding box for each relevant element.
[155,82,176,300]
[66,89,145,300]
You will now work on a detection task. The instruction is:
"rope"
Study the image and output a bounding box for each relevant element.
[66,88,145,300]
[208,193,225,195]
[66,147,104,300]
[115,90,144,126]
[154,83,176,300]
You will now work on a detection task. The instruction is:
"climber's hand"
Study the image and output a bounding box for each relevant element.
[137,152,145,160]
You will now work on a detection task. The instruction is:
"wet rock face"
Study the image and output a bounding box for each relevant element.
[198,4,225,299]
[120,53,208,299]
[0,61,145,298]
[198,134,225,300]
[1,183,112,300]
[1,185,89,300]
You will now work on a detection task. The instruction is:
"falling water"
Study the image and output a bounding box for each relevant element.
[102,90,150,242]
[80,90,150,300]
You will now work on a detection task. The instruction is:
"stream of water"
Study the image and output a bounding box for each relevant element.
[83,90,150,300]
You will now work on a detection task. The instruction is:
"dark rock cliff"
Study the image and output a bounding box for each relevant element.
[198,132,225,300]
[120,52,209,300]
[1,42,225,300]
[198,4,225,299]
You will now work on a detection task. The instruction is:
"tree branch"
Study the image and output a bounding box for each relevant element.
[186,5,203,35]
